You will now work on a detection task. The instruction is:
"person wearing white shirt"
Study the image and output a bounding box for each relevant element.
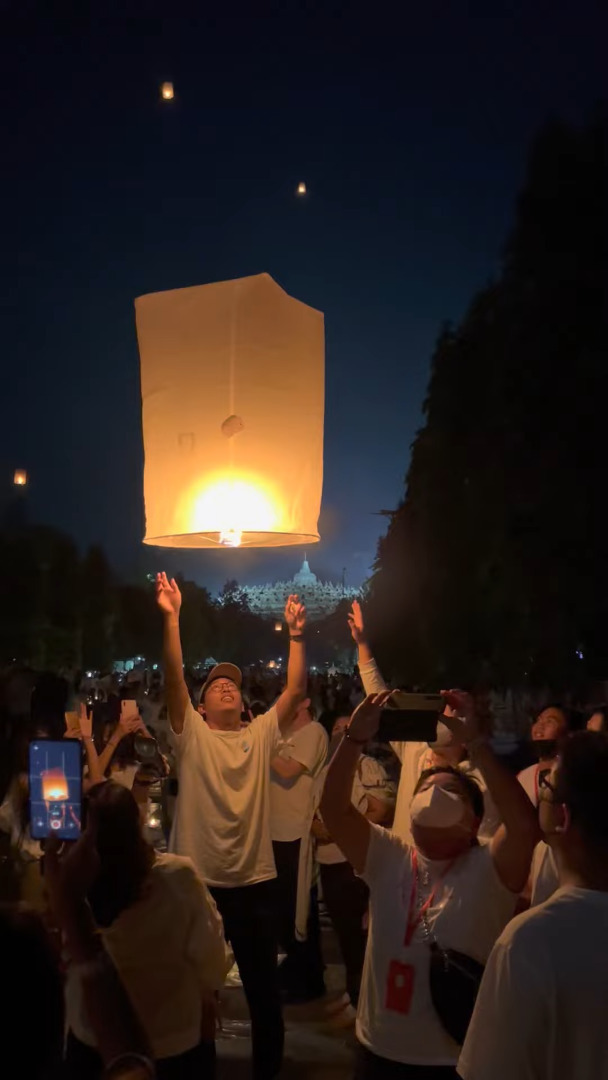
[348,602,500,844]
[156,573,307,1080]
[270,700,328,1001]
[314,713,396,1010]
[517,703,574,808]
[321,689,538,1080]
[458,731,608,1080]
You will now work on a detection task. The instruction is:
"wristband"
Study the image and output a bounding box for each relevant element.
[345,728,367,746]
[289,633,304,641]
[105,1053,155,1079]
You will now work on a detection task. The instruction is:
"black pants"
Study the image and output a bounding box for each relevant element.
[210,879,284,1080]
[355,1043,458,1080]
[64,1031,216,1080]
[272,838,325,997]
[320,859,369,1006]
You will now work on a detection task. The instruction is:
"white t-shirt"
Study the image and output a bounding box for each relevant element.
[357,827,518,1067]
[316,756,396,865]
[518,762,542,807]
[458,886,608,1080]
[529,840,560,907]
[170,702,280,887]
[66,854,231,1059]
[359,660,498,843]
[270,721,328,842]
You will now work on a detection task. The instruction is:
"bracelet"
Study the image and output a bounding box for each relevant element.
[345,728,367,746]
[289,633,304,642]
[104,1052,155,1079]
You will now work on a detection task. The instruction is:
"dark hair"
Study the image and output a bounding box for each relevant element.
[87,782,155,927]
[554,732,608,852]
[535,702,578,732]
[250,700,267,718]
[0,903,64,1077]
[585,706,608,731]
[414,765,485,821]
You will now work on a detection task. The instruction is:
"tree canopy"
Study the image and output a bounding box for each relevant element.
[368,115,608,691]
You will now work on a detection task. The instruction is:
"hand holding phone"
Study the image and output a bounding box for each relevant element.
[376,692,443,744]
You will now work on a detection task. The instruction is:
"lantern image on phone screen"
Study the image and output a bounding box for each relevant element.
[41,768,69,830]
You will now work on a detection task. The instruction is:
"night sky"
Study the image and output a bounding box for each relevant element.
[2,3,604,593]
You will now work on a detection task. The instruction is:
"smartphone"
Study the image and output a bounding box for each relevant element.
[29,738,82,841]
[120,699,138,722]
[376,691,443,743]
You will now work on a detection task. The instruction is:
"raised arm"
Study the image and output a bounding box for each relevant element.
[78,704,105,788]
[156,572,190,735]
[274,594,307,736]
[442,691,540,893]
[348,601,389,694]
[320,692,392,873]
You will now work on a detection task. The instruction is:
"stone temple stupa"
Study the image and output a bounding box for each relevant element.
[242,558,358,621]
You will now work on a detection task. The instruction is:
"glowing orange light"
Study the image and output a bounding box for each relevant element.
[41,769,69,802]
[297,181,307,195]
[161,82,174,101]
[274,621,282,632]
[181,474,279,547]
[13,470,27,487]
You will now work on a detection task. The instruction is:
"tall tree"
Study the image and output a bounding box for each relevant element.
[369,116,608,690]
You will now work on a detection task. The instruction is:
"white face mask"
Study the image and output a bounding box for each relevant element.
[428,720,454,749]
[410,785,465,829]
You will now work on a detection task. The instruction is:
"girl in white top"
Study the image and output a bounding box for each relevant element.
[321,690,539,1079]
[64,781,231,1080]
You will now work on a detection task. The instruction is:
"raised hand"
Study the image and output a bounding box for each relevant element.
[79,702,93,740]
[440,689,485,746]
[155,572,182,618]
[347,600,366,644]
[347,690,393,743]
[285,594,306,635]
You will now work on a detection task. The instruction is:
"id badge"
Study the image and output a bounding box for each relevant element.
[385,959,415,1015]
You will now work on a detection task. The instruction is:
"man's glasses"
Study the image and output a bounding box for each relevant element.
[208,682,237,694]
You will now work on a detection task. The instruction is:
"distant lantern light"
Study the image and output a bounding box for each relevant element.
[274,621,282,632]
[13,469,27,487]
[135,272,325,549]
[161,82,174,101]
[296,181,307,195]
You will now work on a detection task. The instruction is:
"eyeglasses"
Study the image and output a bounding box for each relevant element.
[208,681,237,694]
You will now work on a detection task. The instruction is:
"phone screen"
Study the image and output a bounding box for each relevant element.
[120,699,138,722]
[29,739,82,841]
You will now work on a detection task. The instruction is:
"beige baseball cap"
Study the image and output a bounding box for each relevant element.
[199,663,243,703]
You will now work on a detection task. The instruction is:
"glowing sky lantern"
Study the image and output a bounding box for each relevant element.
[135,273,324,548]
[41,768,69,802]
[297,181,307,195]
[13,469,27,487]
[160,82,174,101]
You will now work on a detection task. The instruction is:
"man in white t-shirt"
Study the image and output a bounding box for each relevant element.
[270,699,328,1002]
[349,602,500,843]
[156,573,308,1080]
[458,731,608,1080]
[517,703,574,807]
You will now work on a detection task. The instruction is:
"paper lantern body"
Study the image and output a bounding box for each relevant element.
[161,82,174,100]
[297,182,307,195]
[136,273,324,548]
[13,469,27,487]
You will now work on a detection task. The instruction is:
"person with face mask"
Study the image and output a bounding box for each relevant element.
[348,602,500,843]
[321,689,538,1080]
[517,704,574,808]
[458,731,608,1080]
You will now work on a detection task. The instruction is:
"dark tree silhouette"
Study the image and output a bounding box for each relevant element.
[369,115,608,691]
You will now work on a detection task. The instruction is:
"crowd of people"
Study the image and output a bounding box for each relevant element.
[1,581,607,1079]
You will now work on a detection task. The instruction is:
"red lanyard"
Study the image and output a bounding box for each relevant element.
[533,764,541,804]
[404,848,455,946]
